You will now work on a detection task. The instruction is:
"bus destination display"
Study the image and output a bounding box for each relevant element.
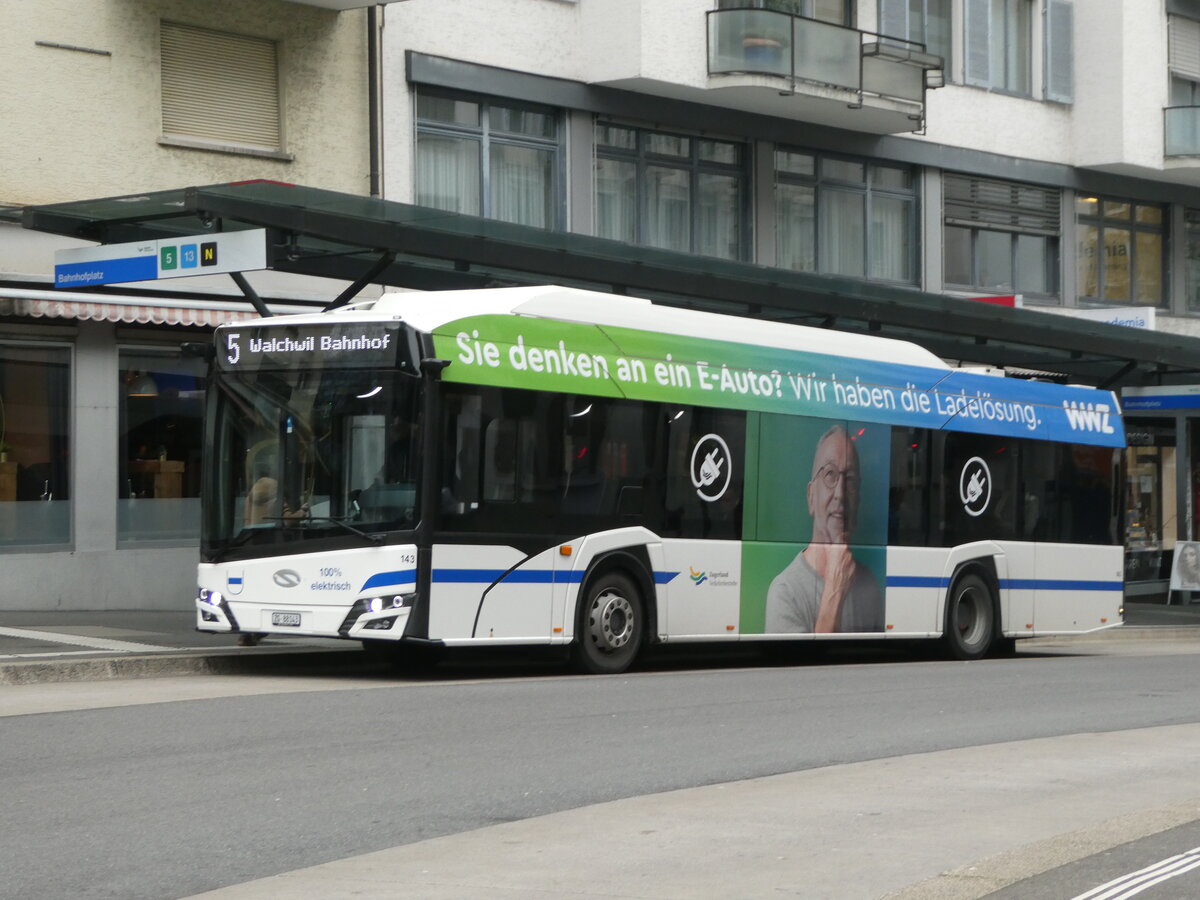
[216,322,406,371]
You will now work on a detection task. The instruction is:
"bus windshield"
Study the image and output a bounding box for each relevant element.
[203,366,421,556]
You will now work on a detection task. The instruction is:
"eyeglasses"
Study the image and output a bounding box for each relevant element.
[814,463,860,492]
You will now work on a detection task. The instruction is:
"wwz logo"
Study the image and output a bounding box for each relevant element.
[1062,401,1115,434]
[690,434,732,502]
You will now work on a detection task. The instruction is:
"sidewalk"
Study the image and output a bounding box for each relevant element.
[0,609,358,684]
[0,601,1197,685]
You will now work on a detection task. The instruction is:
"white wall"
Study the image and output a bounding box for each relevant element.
[0,0,371,206]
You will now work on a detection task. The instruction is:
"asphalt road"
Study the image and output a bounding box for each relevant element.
[4,643,1200,899]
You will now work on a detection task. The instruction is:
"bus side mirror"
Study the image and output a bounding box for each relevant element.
[181,341,216,361]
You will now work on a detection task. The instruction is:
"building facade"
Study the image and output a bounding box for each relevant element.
[0,0,371,609]
[4,0,1200,608]
[378,0,1200,599]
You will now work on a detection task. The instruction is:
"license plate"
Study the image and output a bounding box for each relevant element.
[271,612,302,627]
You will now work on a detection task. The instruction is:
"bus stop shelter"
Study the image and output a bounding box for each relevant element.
[8,179,1200,389]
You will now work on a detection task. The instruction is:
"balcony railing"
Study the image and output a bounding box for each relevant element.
[1165,106,1200,157]
[706,8,943,108]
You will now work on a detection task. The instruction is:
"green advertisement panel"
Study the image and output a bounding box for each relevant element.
[740,415,890,635]
[432,313,1124,447]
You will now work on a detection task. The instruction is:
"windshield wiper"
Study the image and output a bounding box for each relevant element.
[271,515,384,544]
[209,526,270,563]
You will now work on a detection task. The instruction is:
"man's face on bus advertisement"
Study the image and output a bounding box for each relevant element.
[807,428,860,544]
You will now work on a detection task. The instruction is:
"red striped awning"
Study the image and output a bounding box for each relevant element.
[7,297,261,327]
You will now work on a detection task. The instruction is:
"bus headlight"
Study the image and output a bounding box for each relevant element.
[198,588,224,606]
[339,593,416,636]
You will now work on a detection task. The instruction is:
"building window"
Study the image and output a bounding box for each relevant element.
[160,22,284,156]
[964,0,1032,95]
[595,123,747,260]
[1186,210,1200,312]
[775,149,917,283]
[878,0,950,65]
[0,343,71,550]
[416,92,563,229]
[1125,421,1176,583]
[118,348,206,544]
[717,0,852,27]
[943,173,1060,299]
[1076,196,1166,307]
[1168,75,1200,156]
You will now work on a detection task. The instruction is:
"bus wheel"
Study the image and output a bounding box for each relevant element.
[571,572,643,675]
[942,573,995,661]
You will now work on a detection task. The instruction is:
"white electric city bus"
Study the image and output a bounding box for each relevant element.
[195,285,1125,673]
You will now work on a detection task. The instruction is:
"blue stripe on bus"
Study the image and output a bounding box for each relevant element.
[361,568,682,590]
[361,570,417,592]
[432,568,578,584]
[998,578,1122,591]
[887,576,1121,592]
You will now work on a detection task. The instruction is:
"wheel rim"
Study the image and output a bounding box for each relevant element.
[586,589,635,654]
[953,584,988,648]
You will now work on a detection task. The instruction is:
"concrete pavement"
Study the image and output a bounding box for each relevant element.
[180,724,1200,900]
[1,601,1199,685]
[4,604,1200,899]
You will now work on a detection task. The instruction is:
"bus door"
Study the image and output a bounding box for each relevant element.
[1028,445,1123,633]
[433,388,558,642]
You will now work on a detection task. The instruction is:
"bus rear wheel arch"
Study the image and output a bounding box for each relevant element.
[942,570,997,661]
[571,569,645,675]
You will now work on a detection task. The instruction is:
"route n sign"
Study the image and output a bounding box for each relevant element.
[53,229,267,288]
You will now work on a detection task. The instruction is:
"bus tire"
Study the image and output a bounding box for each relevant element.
[571,571,644,675]
[941,572,996,661]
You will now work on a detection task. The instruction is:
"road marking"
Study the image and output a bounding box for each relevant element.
[0,625,168,653]
[1071,846,1200,900]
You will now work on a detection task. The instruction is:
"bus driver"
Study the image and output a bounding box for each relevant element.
[765,424,884,633]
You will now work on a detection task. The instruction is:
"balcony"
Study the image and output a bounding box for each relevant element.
[706,7,943,134]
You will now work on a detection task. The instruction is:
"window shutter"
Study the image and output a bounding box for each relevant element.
[160,22,282,151]
[943,173,1060,234]
[1170,15,1200,80]
[964,0,991,87]
[1044,0,1073,103]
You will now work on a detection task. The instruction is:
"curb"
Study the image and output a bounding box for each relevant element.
[0,647,368,686]
[2,625,1198,686]
[1025,626,1200,644]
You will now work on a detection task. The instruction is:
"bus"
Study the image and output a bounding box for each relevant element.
[195,285,1125,673]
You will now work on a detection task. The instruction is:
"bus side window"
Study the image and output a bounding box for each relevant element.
[443,393,482,514]
[1059,445,1119,544]
[1019,439,1060,541]
[941,432,1018,543]
[888,427,930,546]
[483,418,518,502]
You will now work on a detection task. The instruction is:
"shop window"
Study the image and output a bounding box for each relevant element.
[0,343,71,549]
[416,91,563,229]
[1076,196,1166,307]
[1124,422,1176,583]
[595,123,747,261]
[118,348,206,543]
